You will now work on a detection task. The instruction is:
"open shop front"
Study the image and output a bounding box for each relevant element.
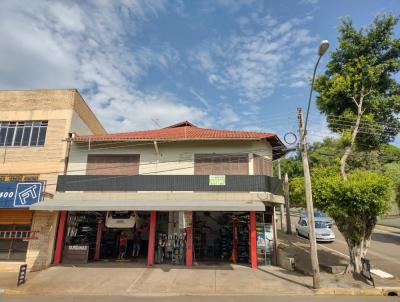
[192,208,275,266]
[31,199,276,268]
[60,211,151,264]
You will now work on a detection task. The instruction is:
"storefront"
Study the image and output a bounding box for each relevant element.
[31,198,277,268]
[0,181,43,261]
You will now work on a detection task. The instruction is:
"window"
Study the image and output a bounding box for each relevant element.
[194,153,249,175]
[0,175,39,182]
[0,121,48,147]
[86,154,140,175]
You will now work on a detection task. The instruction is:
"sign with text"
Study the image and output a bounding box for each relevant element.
[0,182,43,208]
[209,175,226,186]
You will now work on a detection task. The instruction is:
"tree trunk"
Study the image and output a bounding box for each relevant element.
[340,146,352,180]
[339,93,364,180]
[345,240,364,274]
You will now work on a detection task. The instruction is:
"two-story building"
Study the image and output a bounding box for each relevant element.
[0,89,106,271]
[32,121,287,268]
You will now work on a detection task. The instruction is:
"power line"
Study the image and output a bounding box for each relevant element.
[3,146,285,187]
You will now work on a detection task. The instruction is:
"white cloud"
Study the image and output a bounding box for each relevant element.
[191,16,316,101]
[0,0,206,132]
[289,81,307,88]
[189,89,211,110]
[300,0,319,4]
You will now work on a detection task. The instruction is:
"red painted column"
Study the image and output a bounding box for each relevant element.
[185,211,193,268]
[272,207,278,265]
[147,211,157,266]
[53,211,68,265]
[250,211,257,269]
[94,222,104,261]
[231,217,238,264]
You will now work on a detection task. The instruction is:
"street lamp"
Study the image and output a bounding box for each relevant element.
[299,40,329,289]
[304,40,330,133]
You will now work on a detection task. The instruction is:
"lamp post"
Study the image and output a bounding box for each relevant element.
[298,40,329,289]
[304,40,330,133]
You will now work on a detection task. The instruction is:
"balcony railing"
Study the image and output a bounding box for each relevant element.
[56,175,283,195]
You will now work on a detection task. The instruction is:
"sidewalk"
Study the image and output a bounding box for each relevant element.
[1,262,313,296]
[277,230,400,290]
[377,216,400,231]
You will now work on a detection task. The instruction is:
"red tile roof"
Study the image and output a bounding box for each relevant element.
[72,121,279,142]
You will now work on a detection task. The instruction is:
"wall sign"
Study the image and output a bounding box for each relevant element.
[0,182,43,208]
[209,175,226,186]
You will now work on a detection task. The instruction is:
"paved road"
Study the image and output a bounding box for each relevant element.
[0,295,398,302]
[284,215,400,278]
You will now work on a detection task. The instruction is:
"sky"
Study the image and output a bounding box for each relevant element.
[0,0,399,146]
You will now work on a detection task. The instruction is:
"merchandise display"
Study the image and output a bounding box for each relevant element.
[63,212,99,263]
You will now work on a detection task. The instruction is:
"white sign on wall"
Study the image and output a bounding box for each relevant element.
[209,175,226,186]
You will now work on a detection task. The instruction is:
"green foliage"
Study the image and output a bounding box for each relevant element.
[382,162,400,207]
[314,15,400,148]
[312,169,393,242]
[289,176,306,207]
[278,155,303,178]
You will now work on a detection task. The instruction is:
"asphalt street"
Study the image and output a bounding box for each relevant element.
[1,295,398,302]
[287,215,400,278]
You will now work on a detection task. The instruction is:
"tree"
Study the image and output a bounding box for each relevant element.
[291,167,393,274]
[382,162,400,208]
[312,169,393,273]
[314,15,400,180]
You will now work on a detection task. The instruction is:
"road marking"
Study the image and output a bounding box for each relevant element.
[370,269,394,279]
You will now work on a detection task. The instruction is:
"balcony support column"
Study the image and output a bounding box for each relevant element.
[250,211,257,269]
[53,211,68,265]
[94,221,104,261]
[147,211,157,266]
[185,211,193,268]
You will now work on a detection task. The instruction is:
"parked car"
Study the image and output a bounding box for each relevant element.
[300,210,334,227]
[296,218,335,242]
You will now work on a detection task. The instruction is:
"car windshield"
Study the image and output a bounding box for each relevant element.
[315,221,328,228]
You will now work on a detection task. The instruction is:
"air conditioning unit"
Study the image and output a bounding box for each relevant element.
[105,211,138,229]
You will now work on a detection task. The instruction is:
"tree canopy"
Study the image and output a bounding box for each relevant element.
[314,15,400,149]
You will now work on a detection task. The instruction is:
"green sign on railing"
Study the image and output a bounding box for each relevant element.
[209,175,226,186]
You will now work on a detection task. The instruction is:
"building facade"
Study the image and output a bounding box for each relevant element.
[0,89,105,271]
[32,121,287,268]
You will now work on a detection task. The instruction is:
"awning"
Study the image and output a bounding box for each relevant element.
[30,199,265,212]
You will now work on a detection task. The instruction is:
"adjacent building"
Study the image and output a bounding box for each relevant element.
[0,89,105,271]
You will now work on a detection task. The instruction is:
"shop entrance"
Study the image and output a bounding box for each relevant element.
[192,210,275,266]
[62,211,151,264]
[192,212,249,264]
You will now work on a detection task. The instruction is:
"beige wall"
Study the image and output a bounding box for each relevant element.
[0,89,106,271]
[68,140,272,176]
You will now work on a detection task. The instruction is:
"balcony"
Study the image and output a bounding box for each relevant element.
[56,175,283,195]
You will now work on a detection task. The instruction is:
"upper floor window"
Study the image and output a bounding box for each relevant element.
[194,153,249,175]
[0,121,48,147]
[0,175,39,182]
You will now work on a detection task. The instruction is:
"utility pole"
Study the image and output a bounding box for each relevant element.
[277,160,285,231]
[297,107,320,289]
[284,173,292,234]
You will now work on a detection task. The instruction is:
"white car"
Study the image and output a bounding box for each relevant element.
[105,211,138,229]
[296,218,335,242]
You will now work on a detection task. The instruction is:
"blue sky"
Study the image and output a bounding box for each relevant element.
[0,0,399,145]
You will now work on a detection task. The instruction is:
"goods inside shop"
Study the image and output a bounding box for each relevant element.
[59,209,275,266]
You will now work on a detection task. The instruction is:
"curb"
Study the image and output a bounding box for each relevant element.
[315,287,400,296]
[1,289,28,296]
[375,225,400,234]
